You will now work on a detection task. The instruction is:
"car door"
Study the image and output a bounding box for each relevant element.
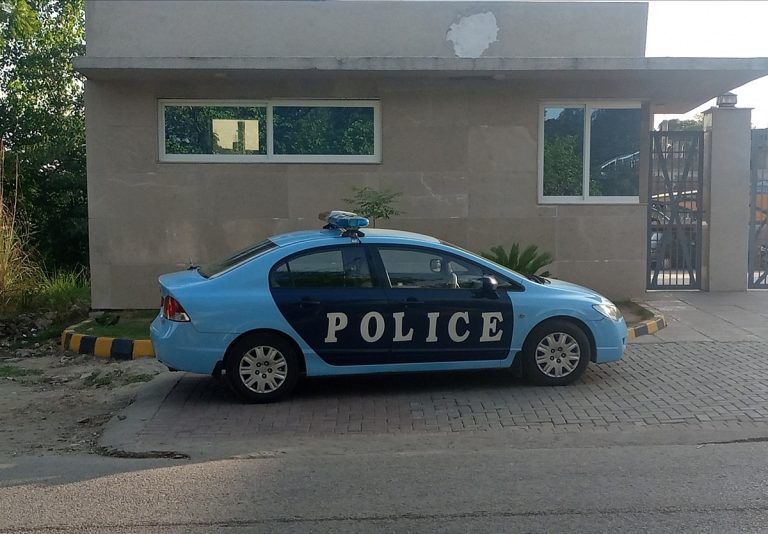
[268,244,389,366]
[373,245,515,364]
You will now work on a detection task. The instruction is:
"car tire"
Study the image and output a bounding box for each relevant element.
[522,319,591,386]
[225,333,301,403]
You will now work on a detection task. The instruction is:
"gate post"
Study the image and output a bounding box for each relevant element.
[702,105,752,291]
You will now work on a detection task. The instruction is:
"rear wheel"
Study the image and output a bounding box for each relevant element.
[225,333,300,403]
[522,320,591,386]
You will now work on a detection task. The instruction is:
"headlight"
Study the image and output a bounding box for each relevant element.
[593,300,622,321]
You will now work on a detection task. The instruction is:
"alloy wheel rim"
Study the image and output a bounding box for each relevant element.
[535,333,581,378]
[239,345,288,394]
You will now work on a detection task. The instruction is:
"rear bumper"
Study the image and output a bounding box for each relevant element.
[150,316,233,375]
[590,317,627,363]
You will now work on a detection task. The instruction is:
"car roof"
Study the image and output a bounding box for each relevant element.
[269,228,441,247]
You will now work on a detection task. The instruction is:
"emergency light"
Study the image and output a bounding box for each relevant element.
[319,210,370,230]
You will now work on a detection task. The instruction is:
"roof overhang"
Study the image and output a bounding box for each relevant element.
[74,56,768,114]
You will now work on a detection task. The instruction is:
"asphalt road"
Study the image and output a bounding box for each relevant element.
[2,435,768,533]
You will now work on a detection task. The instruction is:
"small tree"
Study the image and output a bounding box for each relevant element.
[663,114,704,131]
[1,0,88,271]
[344,186,402,227]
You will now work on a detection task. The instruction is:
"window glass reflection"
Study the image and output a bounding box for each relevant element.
[543,107,585,196]
[589,108,641,196]
[273,106,374,156]
[165,106,267,155]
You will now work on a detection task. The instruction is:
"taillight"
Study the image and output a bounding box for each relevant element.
[163,296,191,322]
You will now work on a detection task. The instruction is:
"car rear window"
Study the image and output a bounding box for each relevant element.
[198,239,277,278]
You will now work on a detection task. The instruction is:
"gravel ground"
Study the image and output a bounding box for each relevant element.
[0,340,166,456]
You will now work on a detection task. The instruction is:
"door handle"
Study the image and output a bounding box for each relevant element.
[402,297,424,306]
[299,298,321,308]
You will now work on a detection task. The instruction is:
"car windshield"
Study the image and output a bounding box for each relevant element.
[198,239,277,278]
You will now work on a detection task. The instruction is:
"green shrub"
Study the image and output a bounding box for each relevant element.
[32,269,90,313]
[482,244,553,276]
[1,148,89,319]
[344,186,402,227]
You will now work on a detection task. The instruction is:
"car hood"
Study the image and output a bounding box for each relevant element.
[539,278,605,302]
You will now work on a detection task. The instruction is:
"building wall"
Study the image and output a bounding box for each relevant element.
[85,1,647,60]
[86,76,648,308]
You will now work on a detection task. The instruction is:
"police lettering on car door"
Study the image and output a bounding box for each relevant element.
[324,310,505,344]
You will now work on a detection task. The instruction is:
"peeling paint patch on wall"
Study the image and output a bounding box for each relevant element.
[446,12,499,59]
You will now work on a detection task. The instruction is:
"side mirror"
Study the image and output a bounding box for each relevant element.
[429,258,442,273]
[482,275,498,293]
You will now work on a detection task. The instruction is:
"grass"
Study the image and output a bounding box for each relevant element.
[1,267,90,321]
[123,373,156,385]
[31,270,90,314]
[73,310,157,339]
[1,152,90,319]
[37,320,77,341]
[82,370,121,388]
[0,364,44,378]
[0,151,44,308]
[3,270,92,349]
[8,318,83,350]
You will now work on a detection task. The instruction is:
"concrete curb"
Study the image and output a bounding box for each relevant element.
[61,320,155,360]
[98,372,183,455]
[627,315,667,340]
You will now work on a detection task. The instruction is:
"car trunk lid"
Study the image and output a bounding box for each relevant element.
[158,268,207,296]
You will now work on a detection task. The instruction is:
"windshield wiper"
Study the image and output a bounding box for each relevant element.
[526,274,550,284]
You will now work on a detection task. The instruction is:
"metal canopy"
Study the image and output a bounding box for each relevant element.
[75,56,768,115]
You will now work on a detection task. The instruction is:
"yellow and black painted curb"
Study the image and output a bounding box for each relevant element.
[627,315,667,340]
[60,323,154,360]
[60,312,662,357]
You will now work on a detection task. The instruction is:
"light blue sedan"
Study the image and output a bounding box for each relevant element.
[151,212,627,402]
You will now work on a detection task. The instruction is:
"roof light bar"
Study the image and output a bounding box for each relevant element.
[319,210,370,230]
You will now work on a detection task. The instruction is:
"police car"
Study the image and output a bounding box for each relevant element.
[151,211,627,403]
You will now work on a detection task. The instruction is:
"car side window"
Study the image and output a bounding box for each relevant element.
[270,247,374,288]
[378,247,485,289]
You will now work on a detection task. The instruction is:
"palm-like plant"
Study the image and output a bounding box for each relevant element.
[482,244,553,277]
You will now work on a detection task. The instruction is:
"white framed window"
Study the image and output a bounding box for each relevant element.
[159,99,381,163]
[538,101,642,204]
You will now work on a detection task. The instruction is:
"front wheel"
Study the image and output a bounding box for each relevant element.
[522,320,591,386]
[225,334,301,403]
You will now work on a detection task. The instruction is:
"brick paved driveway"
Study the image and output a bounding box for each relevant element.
[135,341,768,444]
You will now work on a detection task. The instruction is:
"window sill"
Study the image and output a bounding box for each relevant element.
[159,155,381,164]
[538,196,640,205]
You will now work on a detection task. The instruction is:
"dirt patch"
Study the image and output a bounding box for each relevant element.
[0,342,166,456]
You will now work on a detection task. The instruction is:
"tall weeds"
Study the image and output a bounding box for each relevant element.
[0,140,44,308]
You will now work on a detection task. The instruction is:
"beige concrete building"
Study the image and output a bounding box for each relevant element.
[76,0,768,309]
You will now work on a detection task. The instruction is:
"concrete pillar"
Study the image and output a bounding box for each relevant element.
[703,106,752,291]
[638,102,651,205]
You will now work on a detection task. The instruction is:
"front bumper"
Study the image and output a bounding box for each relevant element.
[590,317,627,363]
[150,316,234,375]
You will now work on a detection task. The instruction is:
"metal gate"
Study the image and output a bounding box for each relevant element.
[647,130,704,290]
[749,129,768,289]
